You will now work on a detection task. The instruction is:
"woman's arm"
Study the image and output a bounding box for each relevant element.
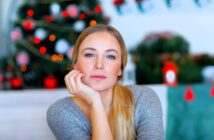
[65,70,113,140]
[91,98,113,140]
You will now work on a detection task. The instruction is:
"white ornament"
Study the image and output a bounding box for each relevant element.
[55,39,70,54]
[50,3,61,15]
[73,20,85,32]
[166,70,176,84]
[34,28,47,40]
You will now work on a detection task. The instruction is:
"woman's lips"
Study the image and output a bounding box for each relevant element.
[90,75,106,80]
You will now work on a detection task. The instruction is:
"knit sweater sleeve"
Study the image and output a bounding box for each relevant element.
[129,85,165,140]
[47,97,91,140]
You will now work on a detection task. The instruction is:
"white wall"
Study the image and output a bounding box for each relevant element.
[102,0,214,55]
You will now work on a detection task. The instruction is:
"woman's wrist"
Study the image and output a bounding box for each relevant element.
[90,94,103,109]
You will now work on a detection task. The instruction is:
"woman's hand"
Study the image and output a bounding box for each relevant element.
[64,70,101,106]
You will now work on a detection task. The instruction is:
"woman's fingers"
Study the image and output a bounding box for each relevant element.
[75,73,84,90]
[64,70,79,95]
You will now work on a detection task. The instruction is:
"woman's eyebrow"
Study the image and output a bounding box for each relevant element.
[82,47,96,52]
[106,49,119,54]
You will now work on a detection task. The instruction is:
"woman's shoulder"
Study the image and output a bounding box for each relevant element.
[47,97,73,114]
[47,97,76,123]
[126,85,160,104]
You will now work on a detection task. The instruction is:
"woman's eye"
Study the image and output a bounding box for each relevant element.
[107,55,116,60]
[84,53,94,57]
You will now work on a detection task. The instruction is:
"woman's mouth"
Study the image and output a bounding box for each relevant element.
[90,75,107,80]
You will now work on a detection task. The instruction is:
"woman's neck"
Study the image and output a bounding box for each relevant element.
[98,88,113,114]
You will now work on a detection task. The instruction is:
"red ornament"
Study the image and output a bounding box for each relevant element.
[27,9,34,17]
[78,13,85,19]
[6,65,13,71]
[162,61,178,86]
[44,76,58,89]
[210,85,214,97]
[0,73,4,82]
[87,10,93,16]
[23,20,34,31]
[114,0,124,5]
[10,77,22,89]
[184,86,195,102]
[40,46,47,54]
[44,15,54,22]
[95,5,102,13]
[61,11,69,18]
[33,37,41,44]
[135,0,142,3]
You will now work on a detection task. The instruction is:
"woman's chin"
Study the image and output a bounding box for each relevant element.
[88,84,106,92]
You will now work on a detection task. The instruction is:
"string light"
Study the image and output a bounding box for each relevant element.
[20,65,27,72]
[58,54,64,61]
[90,20,97,26]
[52,54,58,61]
[49,34,56,41]
[51,54,64,61]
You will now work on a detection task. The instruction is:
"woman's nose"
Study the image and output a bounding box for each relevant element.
[95,57,103,69]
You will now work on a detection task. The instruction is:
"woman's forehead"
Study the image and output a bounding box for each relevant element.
[79,32,121,52]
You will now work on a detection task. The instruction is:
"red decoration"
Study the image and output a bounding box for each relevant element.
[95,5,102,13]
[44,76,58,89]
[6,65,13,71]
[87,10,93,16]
[44,15,54,22]
[40,46,47,54]
[135,0,142,3]
[23,20,34,31]
[0,73,4,82]
[114,0,125,5]
[78,13,85,19]
[10,77,22,89]
[162,61,178,86]
[184,86,195,102]
[210,85,214,97]
[33,37,41,44]
[27,9,34,17]
[61,11,69,18]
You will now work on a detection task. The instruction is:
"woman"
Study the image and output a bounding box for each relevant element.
[47,24,164,140]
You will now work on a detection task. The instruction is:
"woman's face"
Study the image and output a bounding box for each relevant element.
[74,31,122,92]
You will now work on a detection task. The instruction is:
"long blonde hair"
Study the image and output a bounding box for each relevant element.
[72,24,136,140]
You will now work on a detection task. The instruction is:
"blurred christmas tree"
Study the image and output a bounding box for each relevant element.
[131,31,209,85]
[2,0,109,89]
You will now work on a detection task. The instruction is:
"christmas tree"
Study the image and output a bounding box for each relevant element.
[3,0,109,89]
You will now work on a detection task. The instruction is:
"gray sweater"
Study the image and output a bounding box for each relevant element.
[47,85,164,140]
